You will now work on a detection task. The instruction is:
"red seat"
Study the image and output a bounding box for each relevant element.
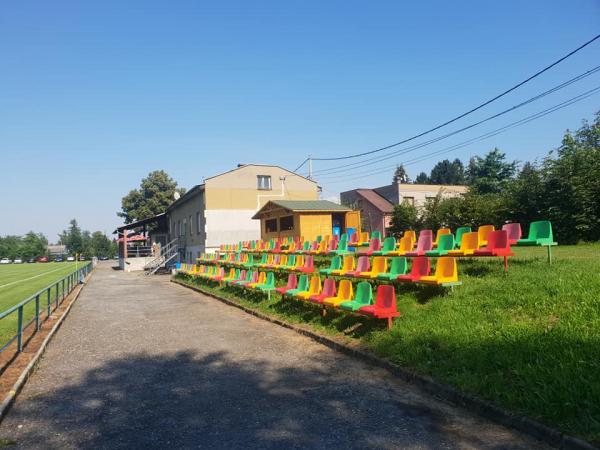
[419,229,433,239]
[276,273,298,295]
[345,256,370,277]
[357,237,381,256]
[298,255,315,273]
[502,223,522,245]
[309,278,337,304]
[347,232,358,246]
[474,230,513,256]
[405,235,433,257]
[397,256,430,282]
[358,285,401,329]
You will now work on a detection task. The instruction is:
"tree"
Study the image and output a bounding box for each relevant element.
[87,231,113,257]
[388,202,418,238]
[466,148,517,194]
[59,219,84,255]
[0,236,22,259]
[20,232,48,259]
[429,158,465,185]
[118,170,185,224]
[415,172,430,184]
[392,165,410,184]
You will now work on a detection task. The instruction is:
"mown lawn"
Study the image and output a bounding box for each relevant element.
[0,262,89,345]
[174,243,600,443]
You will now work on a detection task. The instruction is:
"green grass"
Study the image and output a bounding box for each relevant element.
[174,243,600,443]
[0,262,88,346]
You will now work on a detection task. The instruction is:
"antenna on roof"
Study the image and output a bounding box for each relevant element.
[173,192,180,200]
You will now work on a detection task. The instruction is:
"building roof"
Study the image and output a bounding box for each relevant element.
[252,200,351,219]
[114,213,167,233]
[354,189,395,213]
[204,163,317,184]
[166,184,205,212]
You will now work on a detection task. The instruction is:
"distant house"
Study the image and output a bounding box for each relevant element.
[47,245,66,256]
[341,182,468,237]
[252,200,360,242]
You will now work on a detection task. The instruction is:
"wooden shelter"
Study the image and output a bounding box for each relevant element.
[252,200,361,241]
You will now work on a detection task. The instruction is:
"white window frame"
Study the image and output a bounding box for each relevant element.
[257,175,272,191]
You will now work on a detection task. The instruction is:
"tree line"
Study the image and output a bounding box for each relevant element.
[0,219,117,259]
[389,111,600,244]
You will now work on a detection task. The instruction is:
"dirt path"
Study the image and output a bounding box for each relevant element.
[0,262,550,449]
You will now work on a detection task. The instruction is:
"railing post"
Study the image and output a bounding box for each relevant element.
[35,294,40,331]
[56,284,59,309]
[17,306,23,352]
[47,287,51,317]
[62,279,65,301]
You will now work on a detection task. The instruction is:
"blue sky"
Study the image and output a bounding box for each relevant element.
[1,1,599,241]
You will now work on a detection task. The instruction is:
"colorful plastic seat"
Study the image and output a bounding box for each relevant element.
[389,235,413,256]
[357,256,387,279]
[297,255,315,273]
[309,278,337,304]
[403,230,416,244]
[419,229,433,239]
[474,230,513,256]
[405,234,433,257]
[372,237,396,256]
[339,282,373,311]
[397,256,430,282]
[432,228,451,247]
[425,234,455,257]
[357,231,370,246]
[517,220,557,246]
[284,275,308,297]
[376,257,408,281]
[320,256,342,275]
[248,271,266,288]
[358,237,381,256]
[477,225,495,247]
[228,269,246,285]
[447,232,480,256]
[256,272,276,291]
[331,239,349,255]
[454,226,472,248]
[345,256,370,277]
[502,223,522,245]
[322,280,354,307]
[296,275,321,300]
[331,255,355,276]
[358,285,401,329]
[237,271,258,286]
[347,232,358,246]
[419,257,459,285]
[276,273,297,295]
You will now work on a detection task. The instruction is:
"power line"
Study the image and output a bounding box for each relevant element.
[304,33,600,163]
[311,65,600,177]
[317,85,600,184]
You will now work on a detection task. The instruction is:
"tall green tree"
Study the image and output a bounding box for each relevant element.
[0,236,22,259]
[118,170,185,224]
[87,231,114,257]
[415,172,430,184]
[59,219,84,255]
[20,232,48,259]
[429,158,465,185]
[388,202,418,237]
[392,164,410,184]
[466,148,517,194]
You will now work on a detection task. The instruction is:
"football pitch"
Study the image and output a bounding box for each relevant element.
[0,262,89,345]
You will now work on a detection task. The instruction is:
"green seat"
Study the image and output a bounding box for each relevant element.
[235,271,253,285]
[299,241,311,254]
[516,221,557,246]
[316,235,323,243]
[284,254,296,269]
[454,226,472,249]
[257,272,276,291]
[425,234,455,257]
[284,275,308,296]
[371,231,382,241]
[320,256,342,275]
[372,237,396,256]
[377,257,408,280]
[339,233,348,243]
[332,240,350,255]
[339,282,373,311]
[242,254,254,268]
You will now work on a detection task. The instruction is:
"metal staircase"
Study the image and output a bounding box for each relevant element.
[144,239,179,275]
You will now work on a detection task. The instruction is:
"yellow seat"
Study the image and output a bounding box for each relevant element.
[433,228,451,248]
[296,275,321,299]
[222,268,236,281]
[357,231,370,246]
[331,255,355,276]
[389,235,413,256]
[248,272,266,288]
[359,256,387,279]
[293,255,305,271]
[478,225,495,247]
[447,232,479,256]
[403,230,416,244]
[277,254,288,268]
[323,280,354,307]
[419,257,459,285]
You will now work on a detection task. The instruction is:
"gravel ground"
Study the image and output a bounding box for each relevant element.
[0,262,550,449]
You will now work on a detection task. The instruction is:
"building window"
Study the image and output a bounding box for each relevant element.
[178,220,181,237]
[196,212,201,234]
[265,218,278,233]
[183,218,187,236]
[257,175,272,190]
[279,215,294,231]
[189,215,192,236]
[403,197,414,206]
[425,196,436,202]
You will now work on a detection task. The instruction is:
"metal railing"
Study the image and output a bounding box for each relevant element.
[0,262,93,355]
[144,238,179,275]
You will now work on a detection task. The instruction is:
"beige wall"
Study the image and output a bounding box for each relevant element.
[168,188,206,257]
[399,184,468,209]
[205,165,318,210]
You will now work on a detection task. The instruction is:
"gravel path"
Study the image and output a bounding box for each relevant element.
[0,262,550,449]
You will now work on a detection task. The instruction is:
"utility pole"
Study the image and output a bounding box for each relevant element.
[308,155,313,180]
